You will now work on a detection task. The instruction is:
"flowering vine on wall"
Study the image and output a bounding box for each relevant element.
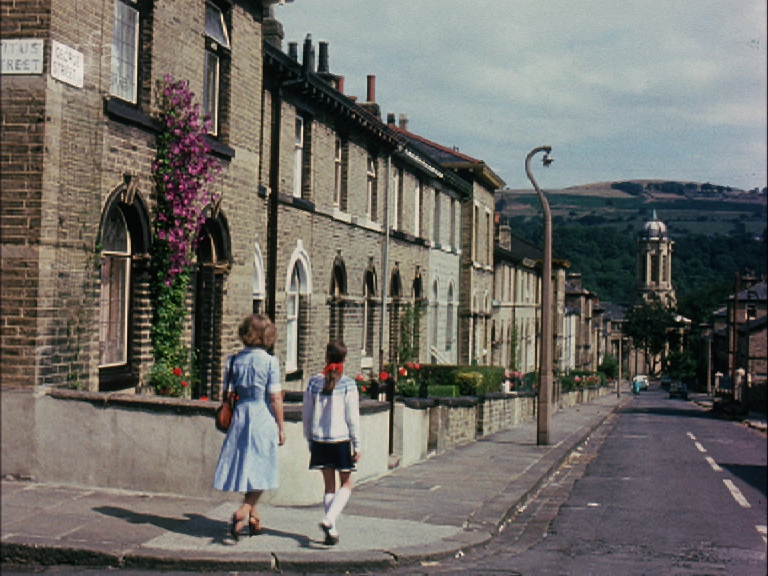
[149,74,221,396]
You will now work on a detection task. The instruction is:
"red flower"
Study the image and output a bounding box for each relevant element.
[379,371,390,381]
[173,367,183,377]
[399,367,408,377]
[414,363,421,370]
[362,385,369,393]
[407,362,415,369]
[356,374,365,382]
[182,380,189,387]
[200,395,209,401]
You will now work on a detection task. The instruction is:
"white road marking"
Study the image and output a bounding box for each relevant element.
[705,456,722,472]
[694,441,707,453]
[757,525,767,544]
[687,432,696,440]
[723,479,751,508]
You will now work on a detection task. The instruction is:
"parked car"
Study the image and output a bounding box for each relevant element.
[669,381,688,400]
[632,375,649,391]
[661,373,672,386]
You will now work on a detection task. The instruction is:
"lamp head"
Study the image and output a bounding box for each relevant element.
[542,152,553,167]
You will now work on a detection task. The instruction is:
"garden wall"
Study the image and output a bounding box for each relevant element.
[1,385,610,505]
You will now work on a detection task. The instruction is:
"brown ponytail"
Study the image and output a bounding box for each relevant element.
[322,341,347,394]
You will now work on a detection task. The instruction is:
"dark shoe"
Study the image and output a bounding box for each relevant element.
[230,513,242,541]
[319,521,339,545]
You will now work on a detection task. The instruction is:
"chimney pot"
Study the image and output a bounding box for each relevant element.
[398,113,409,131]
[318,41,329,73]
[302,34,313,74]
[366,74,376,102]
[288,42,298,60]
[387,112,396,125]
[338,75,345,94]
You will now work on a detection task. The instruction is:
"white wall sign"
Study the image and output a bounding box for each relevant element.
[51,40,84,88]
[1,38,44,75]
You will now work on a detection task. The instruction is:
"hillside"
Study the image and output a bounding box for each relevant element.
[496,180,767,238]
[496,180,767,321]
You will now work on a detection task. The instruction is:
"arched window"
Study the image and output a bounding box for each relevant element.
[285,242,312,374]
[98,180,151,391]
[286,262,301,371]
[362,268,377,363]
[100,204,131,367]
[389,266,403,361]
[446,282,454,352]
[329,255,347,343]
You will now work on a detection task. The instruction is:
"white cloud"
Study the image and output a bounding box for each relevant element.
[278,0,767,190]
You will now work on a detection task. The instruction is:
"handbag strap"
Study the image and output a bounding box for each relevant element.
[225,355,235,395]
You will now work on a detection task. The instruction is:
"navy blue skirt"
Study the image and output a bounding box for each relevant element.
[309,440,356,472]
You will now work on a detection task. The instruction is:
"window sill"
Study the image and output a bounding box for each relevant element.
[361,356,373,369]
[104,98,159,133]
[333,208,352,223]
[279,194,315,213]
[204,135,235,160]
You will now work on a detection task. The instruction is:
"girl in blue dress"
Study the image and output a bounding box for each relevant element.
[213,314,285,540]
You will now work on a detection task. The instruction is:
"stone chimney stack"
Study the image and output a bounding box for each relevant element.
[262,5,285,49]
[302,34,314,76]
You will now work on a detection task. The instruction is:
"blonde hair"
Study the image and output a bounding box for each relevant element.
[238,313,277,349]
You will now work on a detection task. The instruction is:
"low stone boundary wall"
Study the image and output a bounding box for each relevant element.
[1,385,612,505]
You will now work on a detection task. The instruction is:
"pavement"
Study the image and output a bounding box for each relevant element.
[2,389,761,574]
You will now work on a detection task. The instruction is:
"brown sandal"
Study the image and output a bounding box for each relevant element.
[229,505,251,541]
[249,513,265,536]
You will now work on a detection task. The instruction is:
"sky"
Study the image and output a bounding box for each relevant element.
[276,0,767,191]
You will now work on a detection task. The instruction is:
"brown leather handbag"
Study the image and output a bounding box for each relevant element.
[215,357,235,433]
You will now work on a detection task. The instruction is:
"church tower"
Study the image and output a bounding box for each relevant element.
[637,210,676,306]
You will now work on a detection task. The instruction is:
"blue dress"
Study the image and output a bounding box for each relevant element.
[213,347,281,492]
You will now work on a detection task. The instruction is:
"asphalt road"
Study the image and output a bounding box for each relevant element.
[392,385,767,576]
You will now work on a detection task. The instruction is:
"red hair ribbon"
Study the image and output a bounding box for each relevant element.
[324,362,344,376]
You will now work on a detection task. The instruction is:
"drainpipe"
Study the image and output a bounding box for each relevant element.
[266,88,282,322]
[379,153,391,377]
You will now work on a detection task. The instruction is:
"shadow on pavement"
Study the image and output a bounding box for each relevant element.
[718,463,768,497]
[618,406,721,420]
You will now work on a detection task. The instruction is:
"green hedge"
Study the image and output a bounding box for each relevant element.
[398,364,504,397]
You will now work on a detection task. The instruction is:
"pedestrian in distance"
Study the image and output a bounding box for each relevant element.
[303,341,361,546]
[213,313,286,541]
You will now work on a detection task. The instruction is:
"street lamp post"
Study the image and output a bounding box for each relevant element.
[526,145,553,446]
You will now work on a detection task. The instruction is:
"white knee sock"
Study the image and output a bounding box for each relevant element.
[323,493,334,514]
[325,486,351,527]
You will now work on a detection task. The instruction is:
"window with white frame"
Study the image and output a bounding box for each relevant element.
[286,262,301,371]
[252,245,265,314]
[431,280,439,350]
[110,0,140,103]
[204,1,230,136]
[293,117,304,198]
[366,154,377,221]
[450,197,456,249]
[334,136,343,207]
[473,204,480,262]
[391,166,400,230]
[414,180,423,237]
[446,282,454,351]
[100,205,131,366]
[486,210,492,265]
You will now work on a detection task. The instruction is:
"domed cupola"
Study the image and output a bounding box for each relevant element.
[640,210,669,241]
[636,210,676,306]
